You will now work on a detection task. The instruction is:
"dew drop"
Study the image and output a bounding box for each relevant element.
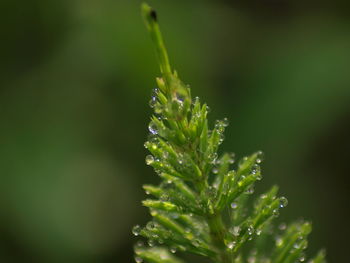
[279,197,288,208]
[160,193,169,201]
[146,221,156,230]
[149,97,157,108]
[162,151,169,160]
[192,239,200,247]
[170,247,177,253]
[245,187,254,195]
[148,121,158,135]
[136,240,144,247]
[151,88,159,96]
[272,209,280,217]
[248,226,255,235]
[257,151,264,161]
[209,153,218,164]
[302,240,308,249]
[175,92,185,103]
[231,226,241,236]
[135,256,143,263]
[279,223,287,230]
[132,225,141,236]
[231,203,238,209]
[227,241,236,250]
[219,133,225,144]
[147,239,155,247]
[222,117,229,127]
[256,228,262,236]
[248,256,256,263]
[275,236,283,246]
[154,104,163,114]
[145,155,154,165]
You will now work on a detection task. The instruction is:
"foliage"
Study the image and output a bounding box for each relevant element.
[132,3,327,263]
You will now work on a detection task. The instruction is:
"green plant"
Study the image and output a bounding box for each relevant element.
[132,3,326,263]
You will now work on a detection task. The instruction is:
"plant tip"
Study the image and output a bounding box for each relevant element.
[141,2,157,25]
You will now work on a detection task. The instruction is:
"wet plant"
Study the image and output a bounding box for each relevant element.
[132,3,327,263]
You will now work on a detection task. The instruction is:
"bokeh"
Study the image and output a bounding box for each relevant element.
[1,0,349,262]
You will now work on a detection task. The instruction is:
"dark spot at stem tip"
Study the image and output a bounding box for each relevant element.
[150,9,157,21]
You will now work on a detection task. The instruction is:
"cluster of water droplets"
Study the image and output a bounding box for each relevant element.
[214,118,229,145]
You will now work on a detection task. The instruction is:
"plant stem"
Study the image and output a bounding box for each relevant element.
[141,3,172,78]
[208,213,231,263]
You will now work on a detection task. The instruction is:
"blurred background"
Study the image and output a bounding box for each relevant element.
[1,0,349,262]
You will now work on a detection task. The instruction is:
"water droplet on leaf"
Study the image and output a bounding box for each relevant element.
[132,225,141,236]
[145,155,154,165]
[148,121,158,135]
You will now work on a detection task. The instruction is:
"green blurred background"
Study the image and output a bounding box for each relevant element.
[1,0,349,262]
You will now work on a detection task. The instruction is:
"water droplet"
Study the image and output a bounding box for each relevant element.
[135,256,143,263]
[160,193,169,201]
[175,92,185,103]
[279,197,288,208]
[231,202,238,209]
[149,97,157,108]
[132,225,141,236]
[151,88,159,96]
[209,152,218,164]
[212,167,219,174]
[248,256,256,263]
[257,151,264,160]
[170,212,179,219]
[136,240,144,247]
[170,247,177,253]
[279,223,287,230]
[260,194,267,199]
[294,242,301,249]
[275,236,283,246]
[148,121,158,135]
[245,187,254,195]
[248,226,255,235]
[146,221,156,230]
[231,226,241,237]
[147,239,155,247]
[272,209,280,217]
[219,133,225,144]
[154,104,163,114]
[145,155,154,165]
[302,240,308,249]
[222,117,229,127]
[227,241,236,250]
[192,239,200,247]
[256,228,262,236]
[193,96,200,105]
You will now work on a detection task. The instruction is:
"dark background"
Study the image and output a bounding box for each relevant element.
[0,0,349,262]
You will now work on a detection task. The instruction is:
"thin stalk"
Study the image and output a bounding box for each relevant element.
[208,213,231,263]
[141,3,172,81]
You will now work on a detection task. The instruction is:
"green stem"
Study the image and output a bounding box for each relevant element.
[208,213,231,263]
[141,3,172,78]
